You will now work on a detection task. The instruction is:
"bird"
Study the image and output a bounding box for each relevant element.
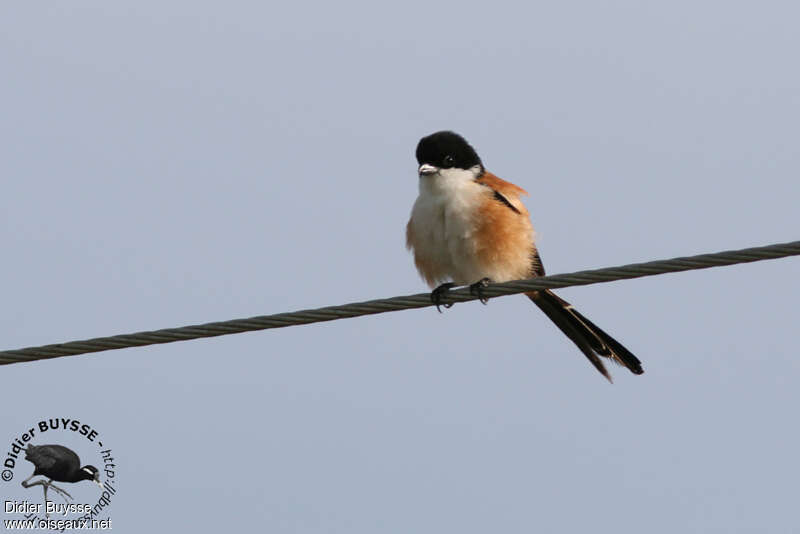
[406,130,643,381]
[21,444,102,515]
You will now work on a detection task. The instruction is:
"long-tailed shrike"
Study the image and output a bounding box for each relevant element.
[406,130,643,381]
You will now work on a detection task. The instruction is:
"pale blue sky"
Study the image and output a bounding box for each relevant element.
[2,2,800,532]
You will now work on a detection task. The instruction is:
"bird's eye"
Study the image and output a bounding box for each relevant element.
[443,155,455,167]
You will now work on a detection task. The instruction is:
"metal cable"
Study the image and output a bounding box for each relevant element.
[2,239,798,366]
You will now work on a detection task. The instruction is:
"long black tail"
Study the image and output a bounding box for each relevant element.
[528,289,643,382]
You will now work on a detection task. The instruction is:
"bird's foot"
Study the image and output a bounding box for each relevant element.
[430,283,455,313]
[469,278,492,305]
[46,481,73,502]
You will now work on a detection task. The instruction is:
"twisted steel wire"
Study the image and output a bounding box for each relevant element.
[1,240,798,366]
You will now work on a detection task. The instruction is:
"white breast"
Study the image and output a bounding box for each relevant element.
[408,167,490,286]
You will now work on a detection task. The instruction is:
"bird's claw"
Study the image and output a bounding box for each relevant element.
[430,283,455,313]
[40,480,73,517]
[469,278,492,305]
[47,482,73,501]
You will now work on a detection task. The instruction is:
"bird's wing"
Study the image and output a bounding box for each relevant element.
[27,444,80,471]
[530,247,546,277]
[476,172,529,211]
[476,172,529,198]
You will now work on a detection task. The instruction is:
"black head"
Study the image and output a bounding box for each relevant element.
[415,131,483,174]
[80,465,102,486]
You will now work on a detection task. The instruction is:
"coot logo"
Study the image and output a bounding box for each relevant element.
[2,419,115,530]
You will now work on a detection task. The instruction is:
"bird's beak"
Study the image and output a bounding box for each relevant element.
[418,163,439,176]
[95,479,103,489]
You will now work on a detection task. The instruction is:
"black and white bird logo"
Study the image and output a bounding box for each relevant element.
[21,444,102,515]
